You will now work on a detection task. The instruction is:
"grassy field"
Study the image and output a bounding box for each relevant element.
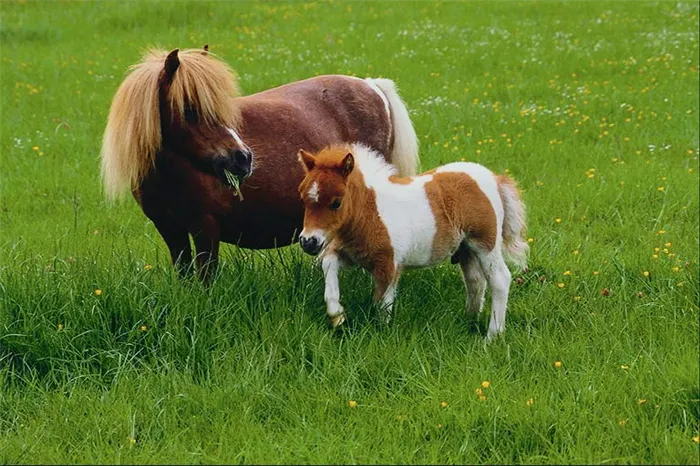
[1,0,699,463]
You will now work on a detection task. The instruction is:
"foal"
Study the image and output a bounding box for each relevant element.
[297,144,528,341]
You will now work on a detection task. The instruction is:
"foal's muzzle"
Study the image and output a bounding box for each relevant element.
[299,235,323,256]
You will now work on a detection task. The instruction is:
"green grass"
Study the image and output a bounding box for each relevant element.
[1,0,699,463]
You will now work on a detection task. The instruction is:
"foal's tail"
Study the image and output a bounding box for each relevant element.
[497,175,529,271]
[366,78,420,177]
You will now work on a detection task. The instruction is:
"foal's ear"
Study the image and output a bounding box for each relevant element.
[164,49,180,80]
[340,152,354,178]
[202,44,209,56]
[298,149,315,172]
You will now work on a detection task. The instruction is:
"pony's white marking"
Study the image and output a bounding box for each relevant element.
[307,181,320,203]
[351,144,437,266]
[226,127,245,147]
[364,79,391,121]
[322,251,344,318]
[300,228,327,246]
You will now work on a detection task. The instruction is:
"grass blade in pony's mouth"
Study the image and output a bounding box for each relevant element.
[224,169,244,201]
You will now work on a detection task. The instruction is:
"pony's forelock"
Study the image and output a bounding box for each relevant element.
[100,48,242,200]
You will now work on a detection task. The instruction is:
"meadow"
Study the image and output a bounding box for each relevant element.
[1,1,699,464]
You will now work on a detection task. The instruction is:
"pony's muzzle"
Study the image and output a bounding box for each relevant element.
[214,149,253,186]
[299,235,323,256]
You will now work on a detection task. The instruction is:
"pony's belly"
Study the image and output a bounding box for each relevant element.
[220,212,302,249]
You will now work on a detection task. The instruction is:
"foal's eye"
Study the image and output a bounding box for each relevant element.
[329,199,342,210]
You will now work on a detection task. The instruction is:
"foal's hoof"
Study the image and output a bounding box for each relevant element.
[329,313,346,329]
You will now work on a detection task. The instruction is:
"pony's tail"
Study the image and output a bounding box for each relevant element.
[497,175,529,271]
[366,78,420,177]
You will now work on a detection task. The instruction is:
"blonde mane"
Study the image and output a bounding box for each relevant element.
[100,48,242,199]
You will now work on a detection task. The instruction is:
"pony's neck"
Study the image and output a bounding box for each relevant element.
[337,170,380,247]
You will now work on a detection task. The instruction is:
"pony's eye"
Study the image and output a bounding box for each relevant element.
[329,199,342,210]
[184,107,198,122]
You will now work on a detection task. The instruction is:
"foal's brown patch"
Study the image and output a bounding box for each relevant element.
[424,172,497,262]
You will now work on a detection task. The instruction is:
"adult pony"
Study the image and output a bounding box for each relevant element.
[101,47,419,281]
[297,144,528,341]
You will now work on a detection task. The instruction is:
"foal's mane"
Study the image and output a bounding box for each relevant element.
[100,48,242,199]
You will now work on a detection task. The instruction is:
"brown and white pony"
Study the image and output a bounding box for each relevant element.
[297,144,528,341]
[101,47,419,282]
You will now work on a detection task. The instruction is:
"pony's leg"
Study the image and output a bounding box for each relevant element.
[475,248,512,342]
[457,247,487,317]
[140,198,193,277]
[192,215,221,284]
[321,250,346,329]
[373,261,400,324]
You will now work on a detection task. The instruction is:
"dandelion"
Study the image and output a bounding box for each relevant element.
[637,399,648,405]
[527,237,535,243]
[620,364,629,370]
[573,296,582,302]
[619,419,628,427]
[693,435,699,444]
[57,323,63,331]
[475,388,484,396]
[563,270,572,276]
[94,289,102,296]
[32,146,39,151]
[664,242,672,248]
[643,271,650,277]
[657,186,665,191]
[436,423,444,429]
[554,361,562,369]
[573,249,580,255]
[440,401,448,408]
[348,400,357,408]
[481,381,490,388]
[526,398,534,407]
[593,271,599,276]
[139,325,147,332]
[478,394,487,401]
[657,229,666,234]
[555,218,562,224]
[557,283,565,288]
[144,264,152,271]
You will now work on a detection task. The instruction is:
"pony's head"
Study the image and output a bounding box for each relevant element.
[297,146,356,255]
[101,47,253,199]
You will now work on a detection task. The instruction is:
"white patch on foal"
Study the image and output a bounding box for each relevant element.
[307,181,320,203]
[351,144,437,267]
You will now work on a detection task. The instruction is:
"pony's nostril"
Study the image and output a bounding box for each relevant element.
[233,149,249,166]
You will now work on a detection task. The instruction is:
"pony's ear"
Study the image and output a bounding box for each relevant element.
[298,149,315,172]
[163,49,180,81]
[202,44,209,56]
[340,152,354,178]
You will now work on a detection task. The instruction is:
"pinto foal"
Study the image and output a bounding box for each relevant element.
[297,144,528,340]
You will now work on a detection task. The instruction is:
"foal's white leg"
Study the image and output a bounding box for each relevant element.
[476,249,512,341]
[458,250,487,316]
[322,251,346,328]
[373,263,401,324]
[378,277,399,324]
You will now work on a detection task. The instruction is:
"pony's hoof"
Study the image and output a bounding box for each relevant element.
[329,313,346,329]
